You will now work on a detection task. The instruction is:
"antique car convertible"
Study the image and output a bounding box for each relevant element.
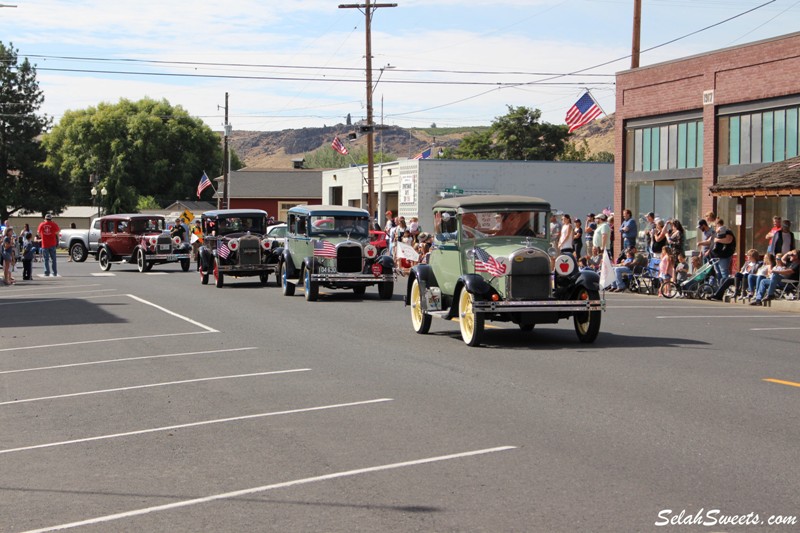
[279,205,395,301]
[96,214,192,272]
[198,209,280,288]
[405,195,605,347]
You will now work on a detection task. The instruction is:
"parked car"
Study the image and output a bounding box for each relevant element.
[96,214,192,272]
[405,195,605,347]
[265,223,287,247]
[198,209,280,288]
[369,229,388,255]
[279,205,395,301]
[58,217,102,262]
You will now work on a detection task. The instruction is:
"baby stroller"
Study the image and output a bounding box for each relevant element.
[660,258,719,299]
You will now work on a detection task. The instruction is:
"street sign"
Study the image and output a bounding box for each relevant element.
[180,209,194,224]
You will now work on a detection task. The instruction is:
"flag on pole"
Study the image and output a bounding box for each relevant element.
[599,251,614,290]
[565,92,602,133]
[197,171,213,198]
[473,248,508,277]
[412,148,431,160]
[217,239,231,259]
[313,240,337,258]
[331,136,349,155]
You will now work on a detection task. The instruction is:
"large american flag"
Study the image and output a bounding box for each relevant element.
[313,240,337,258]
[197,171,213,198]
[217,240,231,259]
[473,248,507,277]
[565,92,602,133]
[331,136,349,155]
[412,147,431,160]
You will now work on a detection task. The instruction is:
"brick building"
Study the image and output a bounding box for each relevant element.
[615,31,800,260]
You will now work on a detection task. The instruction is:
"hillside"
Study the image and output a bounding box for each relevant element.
[229,117,614,168]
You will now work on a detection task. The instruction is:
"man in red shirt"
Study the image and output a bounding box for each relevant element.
[37,213,61,277]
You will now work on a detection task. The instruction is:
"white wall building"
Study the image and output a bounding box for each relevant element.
[322,159,613,230]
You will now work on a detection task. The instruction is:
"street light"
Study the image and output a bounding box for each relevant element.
[91,185,107,217]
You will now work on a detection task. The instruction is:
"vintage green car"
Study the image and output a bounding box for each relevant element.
[279,205,395,301]
[405,195,605,346]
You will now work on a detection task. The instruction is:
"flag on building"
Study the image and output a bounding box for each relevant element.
[313,240,337,258]
[412,147,432,160]
[331,136,349,155]
[197,171,213,198]
[565,91,602,133]
[217,240,230,259]
[473,247,507,277]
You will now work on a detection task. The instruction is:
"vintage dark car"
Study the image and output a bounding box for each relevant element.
[279,205,395,301]
[405,195,605,347]
[97,214,192,272]
[198,209,280,288]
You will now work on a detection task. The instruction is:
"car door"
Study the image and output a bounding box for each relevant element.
[430,209,461,297]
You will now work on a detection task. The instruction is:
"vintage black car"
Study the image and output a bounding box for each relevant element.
[96,214,191,272]
[405,195,605,347]
[279,205,395,301]
[198,209,280,288]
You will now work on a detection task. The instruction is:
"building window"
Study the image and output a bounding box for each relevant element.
[626,118,703,173]
[720,104,800,166]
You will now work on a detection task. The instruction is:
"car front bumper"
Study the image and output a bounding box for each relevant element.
[218,264,276,273]
[149,253,191,261]
[311,273,395,283]
[472,299,605,313]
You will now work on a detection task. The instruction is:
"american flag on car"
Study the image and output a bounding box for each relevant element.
[473,247,507,277]
[313,240,337,258]
[217,240,231,259]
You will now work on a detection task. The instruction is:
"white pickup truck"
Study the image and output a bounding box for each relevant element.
[58,217,102,262]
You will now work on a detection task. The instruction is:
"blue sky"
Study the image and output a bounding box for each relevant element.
[1,0,798,132]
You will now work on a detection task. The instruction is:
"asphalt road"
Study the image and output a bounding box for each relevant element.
[1,258,799,532]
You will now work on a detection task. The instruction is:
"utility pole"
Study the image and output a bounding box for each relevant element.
[339,1,397,224]
[631,0,641,69]
[222,92,230,209]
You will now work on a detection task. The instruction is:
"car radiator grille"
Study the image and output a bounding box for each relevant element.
[156,235,172,252]
[238,237,261,266]
[336,245,363,273]
[506,250,552,300]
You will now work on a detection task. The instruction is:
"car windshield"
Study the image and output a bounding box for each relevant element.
[215,216,266,236]
[309,215,369,237]
[130,219,164,233]
[460,210,548,240]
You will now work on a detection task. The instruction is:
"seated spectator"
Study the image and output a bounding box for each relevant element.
[608,248,636,292]
[712,249,760,301]
[747,253,774,298]
[750,250,799,305]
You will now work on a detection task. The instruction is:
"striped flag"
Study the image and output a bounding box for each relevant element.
[331,136,349,155]
[197,171,213,198]
[412,148,431,160]
[313,240,337,258]
[565,92,602,133]
[217,240,230,259]
[473,248,507,277]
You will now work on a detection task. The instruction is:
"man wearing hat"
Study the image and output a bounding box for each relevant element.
[37,213,60,277]
[592,213,611,256]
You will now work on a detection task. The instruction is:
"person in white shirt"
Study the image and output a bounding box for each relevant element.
[557,214,574,254]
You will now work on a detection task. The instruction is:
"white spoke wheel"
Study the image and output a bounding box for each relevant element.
[573,288,601,343]
[136,248,147,272]
[410,278,432,334]
[98,249,111,271]
[458,289,484,347]
[280,262,295,296]
[303,267,318,301]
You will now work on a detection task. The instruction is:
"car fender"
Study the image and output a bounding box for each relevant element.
[96,242,111,260]
[302,256,319,273]
[575,270,601,292]
[376,254,394,270]
[460,273,495,299]
[281,250,298,278]
[405,264,437,306]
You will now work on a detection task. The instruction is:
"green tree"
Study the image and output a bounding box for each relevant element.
[0,42,65,221]
[454,106,569,161]
[43,98,225,214]
[560,139,614,162]
[136,195,161,211]
[302,145,395,169]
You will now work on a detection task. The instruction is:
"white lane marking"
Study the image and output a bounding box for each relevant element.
[0,331,209,353]
[126,294,217,332]
[0,347,258,375]
[0,369,310,406]
[0,398,393,455]
[0,291,118,306]
[655,315,797,319]
[750,327,800,331]
[91,273,116,276]
[21,446,517,533]
[145,272,167,275]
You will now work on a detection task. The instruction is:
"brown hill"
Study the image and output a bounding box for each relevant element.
[229,118,614,168]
